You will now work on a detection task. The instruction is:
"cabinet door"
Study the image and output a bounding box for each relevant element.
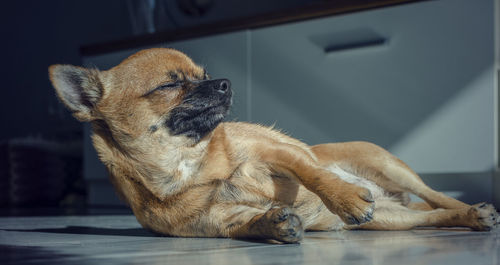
[251,0,494,173]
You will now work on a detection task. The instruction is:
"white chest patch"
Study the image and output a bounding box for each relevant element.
[177,159,198,182]
[326,165,385,199]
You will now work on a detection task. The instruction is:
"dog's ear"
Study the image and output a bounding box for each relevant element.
[49,64,103,122]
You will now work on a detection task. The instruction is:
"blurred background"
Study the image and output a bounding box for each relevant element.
[0,0,498,215]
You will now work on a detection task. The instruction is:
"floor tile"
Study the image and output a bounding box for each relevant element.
[1,215,498,265]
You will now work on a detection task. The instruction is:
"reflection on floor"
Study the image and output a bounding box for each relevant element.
[1,215,499,265]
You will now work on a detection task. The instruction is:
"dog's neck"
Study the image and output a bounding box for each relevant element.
[90,120,213,200]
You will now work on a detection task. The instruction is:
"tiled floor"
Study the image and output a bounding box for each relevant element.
[1,215,499,265]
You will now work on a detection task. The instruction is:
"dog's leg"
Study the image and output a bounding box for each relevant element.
[256,143,375,225]
[379,159,470,209]
[407,202,434,211]
[312,142,469,210]
[346,200,499,231]
[222,206,304,243]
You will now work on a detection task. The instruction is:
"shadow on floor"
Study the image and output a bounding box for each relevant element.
[4,226,157,237]
[0,245,77,265]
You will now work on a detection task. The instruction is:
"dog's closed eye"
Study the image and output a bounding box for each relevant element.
[143,82,183,97]
[158,82,182,90]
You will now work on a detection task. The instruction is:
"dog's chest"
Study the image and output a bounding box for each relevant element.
[176,159,199,182]
[156,143,208,194]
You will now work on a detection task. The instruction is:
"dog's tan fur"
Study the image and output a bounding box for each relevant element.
[49,48,498,243]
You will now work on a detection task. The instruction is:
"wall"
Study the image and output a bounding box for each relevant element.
[0,0,132,141]
[249,0,494,174]
[494,0,500,206]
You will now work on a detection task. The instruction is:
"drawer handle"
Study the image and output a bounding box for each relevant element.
[324,37,388,54]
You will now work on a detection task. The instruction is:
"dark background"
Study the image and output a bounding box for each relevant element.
[1,0,322,141]
[0,0,333,213]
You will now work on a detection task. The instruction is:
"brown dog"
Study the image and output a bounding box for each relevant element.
[49,48,498,243]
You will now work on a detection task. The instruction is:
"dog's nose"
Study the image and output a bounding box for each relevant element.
[218,79,231,93]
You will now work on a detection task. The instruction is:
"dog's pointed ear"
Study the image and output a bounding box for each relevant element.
[49,64,103,122]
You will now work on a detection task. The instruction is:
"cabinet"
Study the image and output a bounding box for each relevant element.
[251,0,495,174]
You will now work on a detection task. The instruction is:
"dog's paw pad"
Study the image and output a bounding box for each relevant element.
[469,203,499,231]
[266,207,303,243]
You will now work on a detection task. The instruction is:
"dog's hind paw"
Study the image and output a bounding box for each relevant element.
[264,207,303,243]
[468,203,499,231]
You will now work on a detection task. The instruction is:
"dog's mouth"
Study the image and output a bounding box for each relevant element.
[166,79,232,141]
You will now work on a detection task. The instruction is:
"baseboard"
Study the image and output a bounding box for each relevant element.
[494,170,500,207]
[418,171,494,205]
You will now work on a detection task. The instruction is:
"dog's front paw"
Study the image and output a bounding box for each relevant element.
[263,207,303,243]
[468,203,499,231]
[323,184,375,225]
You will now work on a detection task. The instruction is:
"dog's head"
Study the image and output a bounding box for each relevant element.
[49,48,232,143]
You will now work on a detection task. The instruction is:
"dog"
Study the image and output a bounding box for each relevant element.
[49,48,498,243]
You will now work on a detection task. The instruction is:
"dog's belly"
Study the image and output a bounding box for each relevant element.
[326,164,386,200]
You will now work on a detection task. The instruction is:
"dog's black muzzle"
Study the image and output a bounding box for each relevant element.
[195,78,232,95]
[188,78,233,107]
[166,78,233,140]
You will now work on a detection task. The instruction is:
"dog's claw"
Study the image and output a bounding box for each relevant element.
[469,203,499,231]
[347,216,360,225]
[366,209,374,221]
[345,206,374,225]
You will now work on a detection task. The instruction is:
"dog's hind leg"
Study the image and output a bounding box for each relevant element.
[312,142,470,210]
[216,205,304,243]
[407,202,434,211]
[346,200,499,231]
[380,160,470,209]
